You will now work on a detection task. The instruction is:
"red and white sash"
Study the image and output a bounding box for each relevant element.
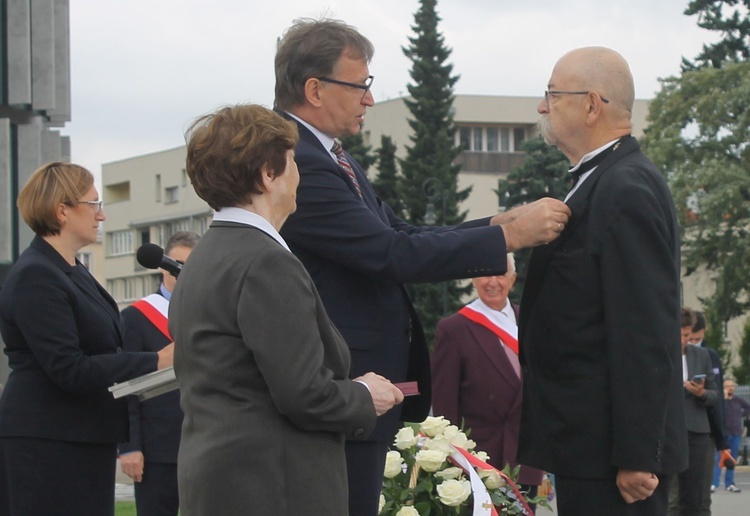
[131,294,171,341]
[458,299,518,355]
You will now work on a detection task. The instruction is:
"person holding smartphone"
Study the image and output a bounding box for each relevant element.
[667,307,718,515]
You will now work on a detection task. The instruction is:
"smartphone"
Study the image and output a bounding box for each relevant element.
[691,373,707,382]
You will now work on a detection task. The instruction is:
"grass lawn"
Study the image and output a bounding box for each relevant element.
[115,502,136,516]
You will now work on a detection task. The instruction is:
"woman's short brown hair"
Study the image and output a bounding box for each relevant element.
[17,162,94,236]
[185,104,298,210]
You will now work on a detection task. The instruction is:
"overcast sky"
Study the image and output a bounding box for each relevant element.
[63,0,716,180]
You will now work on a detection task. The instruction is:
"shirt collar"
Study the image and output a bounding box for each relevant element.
[285,112,337,161]
[212,207,290,251]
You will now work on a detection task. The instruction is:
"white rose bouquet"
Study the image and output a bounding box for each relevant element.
[380,416,550,515]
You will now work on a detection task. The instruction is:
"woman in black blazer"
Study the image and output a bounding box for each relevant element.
[0,163,174,515]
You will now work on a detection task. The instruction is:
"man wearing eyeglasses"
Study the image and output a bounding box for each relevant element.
[273,17,571,516]
[517,47,688,516]
[119,231,199,516]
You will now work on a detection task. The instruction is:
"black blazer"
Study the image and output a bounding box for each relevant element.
[0,236,158,444]
[279,120,508,439]
[517,137,688,478]
[119,293,182,463]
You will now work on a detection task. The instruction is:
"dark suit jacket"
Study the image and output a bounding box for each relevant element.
[0,236,158,444]
[432,304,543,485]
[279,119,508,440]
[517,137,688,479]
[119,293,182,463]
[170,222,376,515]
[683,344,717,434]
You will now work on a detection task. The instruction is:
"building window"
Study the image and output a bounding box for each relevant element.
[472,127,483,151]
[486,127,498,151]
[155,174,162,202]
[459,127,471,150]
[108,230,134,256]
[165,186,179,204]
[514,128,526,151]
[500,128,510,152]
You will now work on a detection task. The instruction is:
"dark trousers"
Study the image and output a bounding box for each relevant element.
[556,473,670,516]
[135,462,179,516]
[667,431,710,516]
[346,440,388,516]
[0,437,116,516]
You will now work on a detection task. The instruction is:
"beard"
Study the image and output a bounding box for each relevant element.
[537,115,557,146]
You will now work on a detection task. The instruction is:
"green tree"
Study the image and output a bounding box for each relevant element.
[340,132,375,176]
[496,136,570,303]
[683,0,750,69]
[642,61,750,379]
[400,0,469,347]
[734,317,750,384]
[371,135,403,216]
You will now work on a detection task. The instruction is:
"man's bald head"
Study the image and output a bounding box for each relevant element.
[555,46,635,115]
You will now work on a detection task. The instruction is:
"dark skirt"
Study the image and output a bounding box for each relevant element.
[0,436,117,515]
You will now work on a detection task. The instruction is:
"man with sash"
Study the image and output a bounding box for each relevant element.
[432,253,543,499]
[119,231,200,516]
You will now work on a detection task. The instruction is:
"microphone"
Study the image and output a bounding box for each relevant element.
[136,243,182,278]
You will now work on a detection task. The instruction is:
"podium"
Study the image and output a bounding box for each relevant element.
[109,367,178,401]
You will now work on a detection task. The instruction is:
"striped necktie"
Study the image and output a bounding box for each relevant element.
[331,142,363,199]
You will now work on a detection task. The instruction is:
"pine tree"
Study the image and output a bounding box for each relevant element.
[371,135,403,216]
[682,0,750,70]
[400,0,469,348]
[496,136,570,303]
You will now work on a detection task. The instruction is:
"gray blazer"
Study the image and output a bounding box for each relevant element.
[684,344,717,433]
[169,222,376,515]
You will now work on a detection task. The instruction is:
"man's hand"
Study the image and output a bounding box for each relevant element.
[492,198,571,251]
[157,342,175,370]
[354,372,405,416]
[120,451,145,483]
[616,469,659,503]
[684,378,706,398]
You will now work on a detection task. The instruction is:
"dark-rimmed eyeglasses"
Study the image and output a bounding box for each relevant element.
[544,90,610,107]
[317,75,374,98]
[77,200,104,213]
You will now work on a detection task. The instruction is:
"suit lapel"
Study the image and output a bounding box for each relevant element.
[468,322,520,387]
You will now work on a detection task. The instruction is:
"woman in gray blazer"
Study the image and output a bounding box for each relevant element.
[0,163,174,515]
[170,104,402,515]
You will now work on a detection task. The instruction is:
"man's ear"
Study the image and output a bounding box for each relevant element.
[304,78,325,108]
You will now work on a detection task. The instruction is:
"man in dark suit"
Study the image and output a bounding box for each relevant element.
[517,46,688,516]
[273,18,571,516]
[119,231,199,516]
[432,253,543,496]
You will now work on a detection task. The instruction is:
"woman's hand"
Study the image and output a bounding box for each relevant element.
[156,342,174,370]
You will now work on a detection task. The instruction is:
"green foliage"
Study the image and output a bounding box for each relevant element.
[115,502,137,516]
[683,0,750,69]
[340,132,376,175]
[372,135,404,216]
[734,317,750,383]
[496,136,570,302]
[400,0,470,347]
[642,62,750,338]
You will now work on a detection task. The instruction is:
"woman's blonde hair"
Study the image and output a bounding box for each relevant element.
[17,162,94,236]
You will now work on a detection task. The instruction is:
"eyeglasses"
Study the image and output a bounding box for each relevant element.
[317,75,374,99]
[77,200,104,213]
[544,90,610,107]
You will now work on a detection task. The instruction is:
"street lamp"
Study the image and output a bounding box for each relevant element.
[422,177,449,315]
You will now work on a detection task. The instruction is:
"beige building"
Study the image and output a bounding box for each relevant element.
[102,146,212,309]
[100,94,746,364]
